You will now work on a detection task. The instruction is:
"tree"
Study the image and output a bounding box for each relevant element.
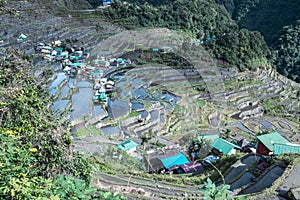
[187,136,211,160]
[199,178,231,200]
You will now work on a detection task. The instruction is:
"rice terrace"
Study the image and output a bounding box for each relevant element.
[1,0,300,199]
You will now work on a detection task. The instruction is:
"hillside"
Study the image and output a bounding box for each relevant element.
[216,0,300,83]
[99,0,269,72]
[1,0,300,200]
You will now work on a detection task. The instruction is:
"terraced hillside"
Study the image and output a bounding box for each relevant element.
[1,1,300,199]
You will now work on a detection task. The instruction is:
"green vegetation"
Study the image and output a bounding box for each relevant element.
[75,126,102,136]
[273,23,300,82]
[187,136,211,160]
[209,154,242,181]
[0,48,123,199]
[99,0,269,72]
[199,178,231,200]
[91,146,146,173]
[126,0,175,6]
[100,0,300,81]
[262,97,287,116]
[216,0,300,82]
[205,28,269,71]
[128,111,140,117]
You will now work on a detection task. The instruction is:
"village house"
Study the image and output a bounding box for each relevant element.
[256,132,289,156]
[117,140,138,154]
[256,132,300,155]
[144,151,189,173]
[210,138,242,156]
[169,161,205,174]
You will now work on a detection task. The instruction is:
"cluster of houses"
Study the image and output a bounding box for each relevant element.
[116,131,300,175]
[91,57,132,104]
[36,40,90,76]
[194,35,218,46]
[97,0,112,9]
[17,34,27,43]
[92,77,114,104]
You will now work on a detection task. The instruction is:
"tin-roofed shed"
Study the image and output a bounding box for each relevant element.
[198,133,219,144]
[274,143,300,155]
[160,153,189,169]
[117,140,138,153]
[210,138,241,155]
[256,132,289,155]
[144,151,189,173]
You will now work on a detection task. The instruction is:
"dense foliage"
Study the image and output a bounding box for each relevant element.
[273,23,300,82]
[234,0,300,45]
[99,0,269,71]
[0,48,123,199]
[125,0,175,6]
[0,0,18,15]
[199,178,231,200]
[216,0,300,44]
[101,0,237,35]
[213,0,300,81]
[204,29,269,71]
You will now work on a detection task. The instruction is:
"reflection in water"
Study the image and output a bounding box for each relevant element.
[49,72,67,95]
[76,81,93,88]
[150,110,159,121]
[60,85,70,99]
[93,105,105,117]
[71,88,92,120]
[140,110,149,119]
[101,125,121,135]
[53,100,69,112]
[107,99,130,119]
[131,102,144,110]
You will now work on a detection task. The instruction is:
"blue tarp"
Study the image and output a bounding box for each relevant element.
[203,154,219,164]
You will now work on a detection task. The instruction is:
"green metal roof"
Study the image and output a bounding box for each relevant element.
[70,63,83,67]
[160,153,189,169]
[198,134,219,144]
[274,143,300,155]
[117,140,138,151]
[210,138,241,155]
[257,132,289,151]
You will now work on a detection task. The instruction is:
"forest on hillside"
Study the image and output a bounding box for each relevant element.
[97,0,300,82]
[99,0,269,72]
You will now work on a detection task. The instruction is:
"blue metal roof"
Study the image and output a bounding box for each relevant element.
[160,153,189,169]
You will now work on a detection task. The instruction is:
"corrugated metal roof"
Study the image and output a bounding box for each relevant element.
[117,140,138,151]
[210,138,241,155]
[274,143,300,155]
[257,132,289,151]
[179,161,204,173]
[198,134,219,144]
[160,153,189,169]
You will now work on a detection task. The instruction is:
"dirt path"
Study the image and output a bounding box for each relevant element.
[92,172,202,199]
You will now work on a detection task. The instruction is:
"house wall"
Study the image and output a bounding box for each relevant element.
[126,147,137,154]
[257,141,271,155]
[228,148,236,155]
[212,148,222,156]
